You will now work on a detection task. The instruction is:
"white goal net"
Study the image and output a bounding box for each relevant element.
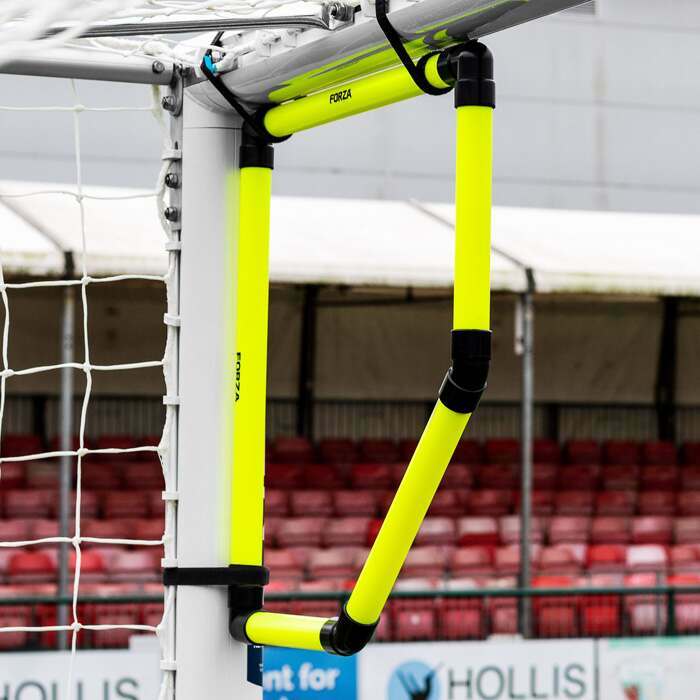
[0,70,180,699]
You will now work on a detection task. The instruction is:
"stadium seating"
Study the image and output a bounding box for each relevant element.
[318,438,357,464]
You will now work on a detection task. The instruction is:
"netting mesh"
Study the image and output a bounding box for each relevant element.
[0,79,179,699]
[0,0,330,68]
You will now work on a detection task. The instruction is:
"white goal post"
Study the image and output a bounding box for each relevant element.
[0,1,585,698]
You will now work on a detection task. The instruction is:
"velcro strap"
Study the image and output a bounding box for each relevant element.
[163,565,269,587]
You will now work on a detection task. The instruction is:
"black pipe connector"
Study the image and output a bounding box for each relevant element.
[320,606,378,656]
[438,329,492,414]
[240,126,275,169]
[436,41,495,109]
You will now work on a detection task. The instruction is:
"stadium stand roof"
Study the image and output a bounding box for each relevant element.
[1,181,700,297]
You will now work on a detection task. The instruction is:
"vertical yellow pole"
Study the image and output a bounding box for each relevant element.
[229,162,273,567]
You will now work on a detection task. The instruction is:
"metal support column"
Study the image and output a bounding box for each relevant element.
[516,271,535,637]
[57,252,75,650]
[175,96,260,699]
[296,285,319,439]
[655,297,679,442]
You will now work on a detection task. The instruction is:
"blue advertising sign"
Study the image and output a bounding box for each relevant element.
[263,648,357,700]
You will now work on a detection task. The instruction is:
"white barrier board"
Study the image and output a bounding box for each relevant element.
[358,639,596,700]
[598,636,700,700]
[0,646,160,700]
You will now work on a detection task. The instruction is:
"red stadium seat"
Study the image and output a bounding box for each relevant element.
[440,578,485,640]
[70,490,99,519]
[350,463,393,489]
[309,547,366,580]
[587,545,627,573]
[73,549,106,583]
[4,489,53,518]
[0,519,32,542]
[564,440,600,465]
[294,579,348,618]
[625,573,666,635]
[266,463,304,489]
[557,465,598,491]
[456,517,500,547]
[88,584,142,648]
[264,579,298,614]
[358,439,398,463]
[25,460,61,488]
[640,465,678,492]
[532,464,557,490]
[0,462,25,488]
[0,585,33,649]
[668,574,700,634]
[81,518,136,543]
[677,492,700,516]
[631,516,673,545]
[475,464,517,489]
[638,492,676,516]
[2,434,43,457]
[32,519,61,540]
[484,439,519,465]
[626,545,668,572]
[538,545,585,576]
[132,519,163,542]
[499,515,544,545]
[415,517,456,546]
[289,490,334,517]
[333,490,377,517]
[323,517,371,547]
[603,440,640,466]
[670,545,700,574]
[107,550,160,583]
[590,516,631,544]
[318,438,357,464]
[302,463,345,489]
[147,491,165,518]
[441,464,473,488]
[516,491,554,516]
[600,465,638,491]
[464,490,513,517]
[493,545,541,577]
[554,491,593,516]
[595,491,636,516]
[532,575,579,638]
[682,442,700,466]
[401,546,448,579]
[276,518,326,548]
[452,440,483,465]
[81,459,122,490]
[264,490,289,517]
[265,549,305,582]
[103,492,149,519]
[549,516,590,545]
[681,468,700,490]
[642,441,677,466]
[141,583,165,627]
[273,437,315,464]
[121,461,164,490]
[398,439,419,463]
[428,490,465,518]
[392,578,439,641]
[533,439,561,464]
[8,551,55,583]
[449,547,494,578]
[675,518,700,545]
[580,574,623,637]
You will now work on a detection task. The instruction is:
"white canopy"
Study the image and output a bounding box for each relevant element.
[1,181,699,297]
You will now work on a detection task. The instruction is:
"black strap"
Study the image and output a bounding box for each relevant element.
[163,565,269,587]
[375,0,451,96]
[200,32,288,143]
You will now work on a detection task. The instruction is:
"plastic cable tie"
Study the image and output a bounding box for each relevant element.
[162,148,182,161]
[162,395,180,406]
[162,490,179,501]
[160,660,177,672]
[163,313,181,327]
[165,240,182,251]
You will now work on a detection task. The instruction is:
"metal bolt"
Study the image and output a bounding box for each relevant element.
[152,60,166,74]
[161,95,176,112]
[164,173,180,189]
[164,207,180,222]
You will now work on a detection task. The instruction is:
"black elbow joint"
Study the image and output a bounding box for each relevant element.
[438,329,491,414]
[320,606,378,656]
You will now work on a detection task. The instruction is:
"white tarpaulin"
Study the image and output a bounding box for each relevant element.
[2,181,700,298]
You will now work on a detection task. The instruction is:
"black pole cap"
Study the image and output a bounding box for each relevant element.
[453,41,495,109]
[240,125,275,169]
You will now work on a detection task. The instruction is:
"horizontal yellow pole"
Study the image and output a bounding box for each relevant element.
[264,55,449,139]
[229,166,272,566]
[245,612,327,651]
[453,105,493,331]
[346,402,470,625]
